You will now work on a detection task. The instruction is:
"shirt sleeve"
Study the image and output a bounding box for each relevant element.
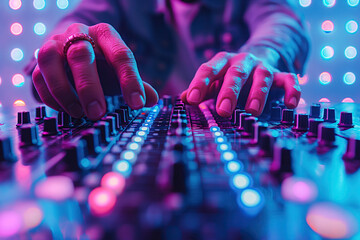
[240,0,310,75]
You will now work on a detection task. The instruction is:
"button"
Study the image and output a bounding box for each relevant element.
[58,112,73,128]
[35,106,46,121]
[281,109,294,125]
[338,112,353,128]
[108,113,121,130]
[19,124,41,147]
[42,117,60,136]
[293,114,309,132]
[242,117,258,138]
[232,109,245,125]
[115,108,129,124]
[61,140,88,171]
[309,104,321,118]
[258,130,278,157]
[81,128,101,155]
[0,136,17,162]
[270,143,293,176]
[343,136,360,161]
[307,119,324,138]
[323,108,336,123]
[162,95,172,107]
[16,111,31,127]
[251,122,268,144]
[270,107,281,121]
[94,121,111,144]
[318,123,336,146]
[102,116,117,135]
[238,113,252,130]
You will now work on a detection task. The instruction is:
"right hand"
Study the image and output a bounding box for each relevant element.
[32,23,159,120]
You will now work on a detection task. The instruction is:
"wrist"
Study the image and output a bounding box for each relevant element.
[239,45,281,69]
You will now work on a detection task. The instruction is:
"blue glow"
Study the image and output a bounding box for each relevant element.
[113,160,132,177]
[132,136,144,144]
[121,150,136,163]
[321,46,334,59]
[348,0,359,6]
[33,0,45,10]
[221,151,236,161]
[226,161,242,173]
[241,189,261,207]
[232,173,250,189]
[323,0,336,7]
[140,126,149,132]
[215,136,226,144]
[127,142,140,151]
[57,0,69,9]
[319,72,332,85]
[346,20,358,34]
[345,46,357,59]
[343,72,356,85]
[136,131,147,137]
[218,143,230,152]
[210,126,220,132]
[80,158,91,169]
[11,48,24,62]
[299,0,311,7]
[213,131,223,137]
[34,22,46,35]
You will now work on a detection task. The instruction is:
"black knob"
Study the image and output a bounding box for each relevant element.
[242,117,258,138]
[17,111,31,127]
[108,112,120,130]
[172,161,187,193]
[60,140,88,171]
[0,136,17,162]
[238,113,252,130]
[233,109,245,125]
[293,114,309,131]
[270,107,281,121]
[258,130,278,157]
[115,108,129,124]
[162,95,172,107]
[102,116,117,135]
[309,104,321,118]
[19,124,41,147]
[281,109,294,125]
[58,112,73,128]
[318,123,336,146]
[343,137,360,161]
[323,108,336,122]
[42,117,60,136]
[338,112,353,128]
[35,106,46,121]
[307,118,324,138]
[270,143,293,175]
[81,128,101,155]
[94,121,111,144]
[251,122,268,144]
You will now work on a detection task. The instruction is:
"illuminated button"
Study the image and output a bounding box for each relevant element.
[210,126,220,132]
[345,46,357,59]
[319,72,332,85]
[88,187,117,216]
[299,0,311,7]
[10,22,22,35]
[323,0,336,7]
[139,126,149,133]
[33,0,45,10]
[232,173,251,189]
[240,189,262,207]
[215,136,226,144]
[343,72,356,85]
[221,151,236,161]
[321,20,334,33]
[101,172,126,195]
[127,142,141,153]
[11,48,23,62]
[212,131,224,137]
[57,0,69,9]
[34,22,46,35]
[113,160,132,177]
[136,131,147,137]
[217,143,230,152]
[9,0,22,10]
[321,46,334,59]
[348,0,359,6]
[346,20,358,33]
[132,136,144,144]
[120,150,137,163]
[225,161,242,174]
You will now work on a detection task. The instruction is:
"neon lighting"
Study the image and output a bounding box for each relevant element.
[127,142,140,151]
[299,0,311,7]
[281,177,318,203]
[343,72,356,85]
[321,46,334,59]
[319,98,330,103]
[34,176,74,201]
[11,48,24,62]
[88,187,117,216]
[33,0,45,10]
[232,173,250,189]
[13,100,26,107]
[132,136,144,144]
[136,131,146,137]
[210,126,220,132]
[346,20,358,34]
[121,150,136,163]
[101,172,126,195]
[322,20,334,33]
[213,131,223,137]
[222,151,235,161]
[226,161,242,173]
[342,98,355,103]
[215,136,226,144]
[34,48,39,59]
[241,189,262,207]
[113,160,132,177]
[323,0,336,7]
[34,22,46,35]
[10,23,23,35]
[218,143,230,151]
[348,0,359,6]
[0,210,22,238]
[12,74,25,87]
[319,72,332,85]
[57,0,69,9]
[345,46,357,59]
[9,0,22,10]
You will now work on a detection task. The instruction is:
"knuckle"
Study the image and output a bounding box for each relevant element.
[227,66,249,79]
[67,23,87,32]
[112,47,135,66]
[255,66,273,79]
[67,42,94,63]
[214,51,229,59]
[37,40,59,67]
[198,63,215,75]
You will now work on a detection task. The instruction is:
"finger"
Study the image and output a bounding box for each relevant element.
[180,90,188,104]
[32,65,63,111]
[273,72,301,108]
[143,82,159,107]
[66,39,106,120]
[186,52,233,104]
[216,55,257,117]
[89,23,145,110]
[245,64,274,116]
[37,40,84,118]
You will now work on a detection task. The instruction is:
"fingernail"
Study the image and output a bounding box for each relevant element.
[188,88,201,103]
[289,97,297,107]
[68,103,83,118]
[219,98,232,115]
[86,101,104,120]
[130,92,145,109]
[248,99,260,112]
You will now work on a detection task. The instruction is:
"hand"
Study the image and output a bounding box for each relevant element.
[32,23,159,120]
[181,51,301,117]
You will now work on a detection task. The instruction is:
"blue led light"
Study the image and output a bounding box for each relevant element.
[343,72,356,85]
[218,143,230,152]
[11,48,24,62]
[33,0,45,10]
[346,20,358,34]
[226,161,242,173]
[345,46,357,59]
[213,131,223,137]
[132,136,144,144]
[232,173,250,189]
[113,160,132,177]
[321,46,334,60]
[323,0,336,7]
[221,151,236,161]
[299,0,311,7]
[140,126,149,132]
[57,0,69,9]
[80,158,91,169]
[34,22,46,35]
[319,72,332,85]
[127,142,140,152]
[121,150,137,163]
[215,136,226,144]
[136,131,147,137]
[240,189,261,207]
[348,0,359,6]
[210,126,220,132]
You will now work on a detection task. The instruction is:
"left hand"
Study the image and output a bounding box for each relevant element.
[180,51,301,117]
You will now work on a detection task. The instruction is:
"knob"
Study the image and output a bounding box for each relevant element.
[0,136,17,162]
[343,136,360,161]
[94,121,111,143]
[281,109,294,125]
[270,107,281,121]
[338,112,353,128]
[102,116,117,135]
[270,143,293,176]
[115,108,129,124]
[60,140,89,171]
[251,122,268,145]
[307,118,324,138]
[242,117,258,138]
[238,113,252,130]
[258,130,278,157]
[162,95,172,107]
[323,108,336,123]
[35,106,46,121]
[42,117,60,136]
[58,112,73,128]
[309,104,321,118]
[293,114,309,131]
[19,124,41,147]
[81,128,101,155]
[318,123,336,146]
[233,109,245,125]
[108,112,121,130]
[16,111,31,127]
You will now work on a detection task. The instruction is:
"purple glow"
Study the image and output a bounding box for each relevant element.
[281,177,318,203]
[35,176,74,201]
[0,210,22,238]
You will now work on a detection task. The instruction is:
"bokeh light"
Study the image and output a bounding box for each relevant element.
[0,77,2,86]
[321,20,334,33]
[57,0,69,9]
[348,0,359,6]
[281,177,318,203]
[88,187,117,216]
[35,176,74,201]
[33,0,45,10]
[299,0,312,7]
[344,46,357,59]
[34,48,39,59]
[240,189,262,207]
[12,74,25,87]
[101,172,126,195]
[11,48,24,62]
[319,72,332,85]
[34,22,46,35]
[346,20,358,34]
[113,160,132,177]
[225,161,242,174]
[321,46,334,59]
[232,173,251,190]
[343,72,356,85]
[22,205,43,230]
[342,98,355,103]
[13,100,26,107]
[9,0,22,10]
[323,0,336,7]
[319,98,331,103]
[10,23,23,35]
[0,210,22,238]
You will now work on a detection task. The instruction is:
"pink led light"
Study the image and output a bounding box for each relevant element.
[281,177,318,203]
[12,74,24,87]
[322,20,334,33]
[88,187,117,216]
[9,0,22,10]
[35,176,74,201]
[10,22,23,35]
[319,98,330,103]
[0,210,22,238]
[306,203,358,239]
[297,74,308,85]
[13,100,25,107]
[342,98,354,103]
[100,172,126,195]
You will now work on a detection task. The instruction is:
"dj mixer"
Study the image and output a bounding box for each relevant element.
[0,96,359,240]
